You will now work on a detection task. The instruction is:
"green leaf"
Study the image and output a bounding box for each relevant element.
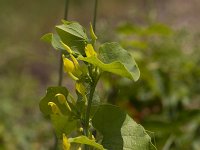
[41,33,52,43]
[41,33,67,51]
[40,87,79,138]
[79,42,140,81]
[56,22,88,54]
[51,33,65,50]
[92,104,156,150]
[39,87,69,116]
[56,22,88,39]
[51,115,78,138]
[68,136,105,150]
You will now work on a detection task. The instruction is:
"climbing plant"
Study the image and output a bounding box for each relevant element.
[39,20,156,150]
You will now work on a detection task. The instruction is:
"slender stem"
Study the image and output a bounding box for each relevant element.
[64,0,70,20]
[58,0,70,86]
[54,1,70,150]
[92,0,98,33]
[58,53,63,86]
[85,80,98,135]
[84,79,99,150]
[84,1,99,149]
[84,0,99,136]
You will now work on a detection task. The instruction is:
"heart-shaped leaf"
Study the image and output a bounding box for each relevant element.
[92,104,156,150]
[56,22,88,54]
[79,42,140,81]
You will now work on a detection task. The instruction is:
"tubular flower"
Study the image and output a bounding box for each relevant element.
[48,102,62,115]
[70,54,80,69]
[63,55,75,73]
[75,82,86,96]
[60,41,73,54]
[55,93,71,112]
[85,44,97,57]
[63,55,79,81]
[75,82,87,102]
[55,93,66,104]
[63,134,71,150]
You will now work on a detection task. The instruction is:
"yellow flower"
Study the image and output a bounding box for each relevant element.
[60,41,73,54]
[55,93,66,104]
[55,93,71,112]
[63,55,79,81]
[85,44,97,57]
[78,147,82,150]
[79,127,83,133]
[75,82,86,95]
[70,54,80,69]
[75,82,87,103]
[63,56,75,73]
[63,134,71,150]
[48,102,62,115]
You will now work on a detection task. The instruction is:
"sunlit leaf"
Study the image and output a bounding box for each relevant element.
[68,136,105,150]
[79,42,140,81]
[56,22,88,54]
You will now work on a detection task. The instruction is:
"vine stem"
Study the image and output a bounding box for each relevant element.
[85,81,97,136]
[58,0,70,86]
[84,1,98,150]
[92,0,98,33]
[54,1,70,150]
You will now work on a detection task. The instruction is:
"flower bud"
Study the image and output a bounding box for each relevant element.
[55,93,66,104]
[63,56,75,73]
[70,54,80,69]
[63,134,71,150]
[75,82,86,96]
[48,102,61,115]
[60,41,73,54]
[85,44,97,57]
[79,127,83,133]
[55,93,71,112]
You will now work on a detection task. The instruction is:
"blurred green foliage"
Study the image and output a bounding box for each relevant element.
[0,0,61,149]
[103,22,200,150]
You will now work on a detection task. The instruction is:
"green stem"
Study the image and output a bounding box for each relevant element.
[64,0,70,20]
[85,80,97,136]
[92,0,98,33]
[54,1,70,150]
[84,1,98,150]
[84,79,98,150]
[58,53,63,86]
[58,0,70,86]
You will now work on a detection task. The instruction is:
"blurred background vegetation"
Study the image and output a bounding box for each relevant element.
[0,0,200,149]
